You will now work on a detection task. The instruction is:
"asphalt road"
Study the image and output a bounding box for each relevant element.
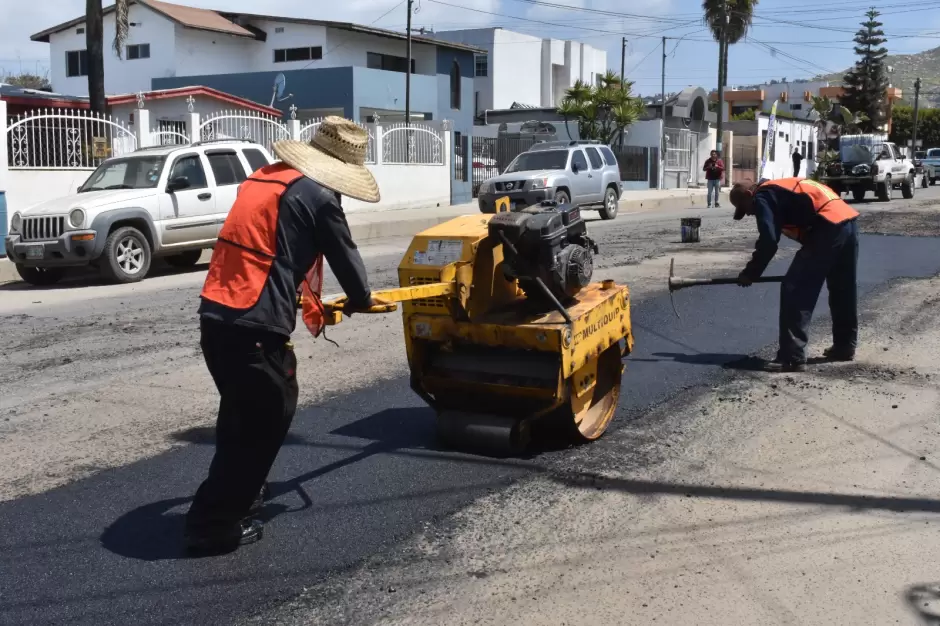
[2,190,940,625]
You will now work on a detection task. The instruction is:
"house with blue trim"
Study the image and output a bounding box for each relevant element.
[31,0,483,136]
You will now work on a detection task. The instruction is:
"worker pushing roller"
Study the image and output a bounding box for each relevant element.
[188,117,390,554]
[186,115,635,555]
[729,177,860,372]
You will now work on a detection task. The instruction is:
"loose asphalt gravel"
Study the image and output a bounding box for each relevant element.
[2,189,940,625]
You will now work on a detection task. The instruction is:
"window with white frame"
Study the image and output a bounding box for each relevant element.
[66,50,88,77]
[127,44,150,60]
[474,54,487,77]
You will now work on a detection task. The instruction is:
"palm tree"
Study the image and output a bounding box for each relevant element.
[86,0,130,114]
[557,71,646,144]
[702,0,759,155]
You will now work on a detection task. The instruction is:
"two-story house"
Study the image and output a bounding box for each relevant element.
[432,27,608,117]
[30,0,484,134]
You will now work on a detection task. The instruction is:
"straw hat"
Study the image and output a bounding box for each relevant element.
[273,116,380,203]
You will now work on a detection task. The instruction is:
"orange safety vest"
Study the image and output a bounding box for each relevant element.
[201,163,327,338]
[758,177,859,243]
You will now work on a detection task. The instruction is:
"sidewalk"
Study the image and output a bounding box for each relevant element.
[0,187,726,285]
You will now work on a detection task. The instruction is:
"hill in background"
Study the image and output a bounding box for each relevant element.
[814,44,940,108]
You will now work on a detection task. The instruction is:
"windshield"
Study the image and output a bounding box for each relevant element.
[505,150,568,173]
[79,156,167,192]
[928,148,940,158]
[915,151,926,159]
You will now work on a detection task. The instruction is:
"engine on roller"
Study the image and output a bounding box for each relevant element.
[487,200,599,306]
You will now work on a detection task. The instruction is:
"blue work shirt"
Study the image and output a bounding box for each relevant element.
[742,179,820,279]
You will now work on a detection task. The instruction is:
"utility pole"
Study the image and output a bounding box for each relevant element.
[661,37,666,121]
[620,36,627,149]
[660,36,666,190]
[715,0,727,157]
[405,0,413,129]
[912,77,922,156]
[620,37,626,87]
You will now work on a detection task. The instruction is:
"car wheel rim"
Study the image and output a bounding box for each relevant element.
[606,191,617,213]
[116,238,144,275]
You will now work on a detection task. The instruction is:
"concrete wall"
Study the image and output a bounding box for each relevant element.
[154,68,356,120]
[5,170,94,221]
[173,26,251,77]
[492,30,543,109]
[49,2,177,96]
[153,54,477,137]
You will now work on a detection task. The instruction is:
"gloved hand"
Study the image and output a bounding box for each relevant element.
[344,295,391,315]
[737,272,753,287]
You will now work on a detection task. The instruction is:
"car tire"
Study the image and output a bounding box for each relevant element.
[921,173,929,189]
[598,186,619,220]
[100,226,152,284]
[15,264,66,287]
[876,176,892,202]
[901,173,915,199]
[851,188,865,202]
[165,250,203,269]
[554,190,570,205]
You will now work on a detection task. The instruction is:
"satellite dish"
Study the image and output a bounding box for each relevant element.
[270,73,292,107]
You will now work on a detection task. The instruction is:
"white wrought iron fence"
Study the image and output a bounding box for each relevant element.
[198,110,289,152]
[150,120,189,146]
[382,123,444,165]
[299,118,376,164]
[6,108,137,169]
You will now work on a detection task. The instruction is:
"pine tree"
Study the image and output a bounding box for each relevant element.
[841,8,889,133]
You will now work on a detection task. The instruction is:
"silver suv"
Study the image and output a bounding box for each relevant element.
[477,140,622,220]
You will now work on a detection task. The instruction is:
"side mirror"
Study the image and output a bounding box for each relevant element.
[167,176,190,192]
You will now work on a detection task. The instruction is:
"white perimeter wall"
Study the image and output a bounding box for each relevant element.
[5,171,93,225]
[344,163,451,213]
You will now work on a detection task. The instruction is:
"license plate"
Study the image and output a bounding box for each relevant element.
[25,245,44,260]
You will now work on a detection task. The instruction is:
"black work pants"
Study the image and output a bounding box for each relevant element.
[778,218,859,363]
[186,318,298,535]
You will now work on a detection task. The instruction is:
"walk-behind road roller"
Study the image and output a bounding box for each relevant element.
[322,198,634,454]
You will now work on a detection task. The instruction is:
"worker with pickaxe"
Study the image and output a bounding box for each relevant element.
[729,177,860,372]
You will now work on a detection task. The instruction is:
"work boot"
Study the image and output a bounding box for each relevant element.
[822,346,855,362]
[761,358,806,373]
[185,519,264,555]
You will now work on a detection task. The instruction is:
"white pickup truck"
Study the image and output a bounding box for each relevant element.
[819,136,917,202]
[4,140,274,286]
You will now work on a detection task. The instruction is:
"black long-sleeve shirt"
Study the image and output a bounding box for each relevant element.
[742,182,819,279]
[199,176,371,337]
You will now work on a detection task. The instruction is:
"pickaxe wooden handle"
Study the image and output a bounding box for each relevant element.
[667,258,785,319]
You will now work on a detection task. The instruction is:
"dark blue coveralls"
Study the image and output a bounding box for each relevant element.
[741,183,860,364]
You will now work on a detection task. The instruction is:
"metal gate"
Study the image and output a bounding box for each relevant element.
[470,135,537,196]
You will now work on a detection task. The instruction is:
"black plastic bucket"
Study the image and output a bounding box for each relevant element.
[681,217,701,243]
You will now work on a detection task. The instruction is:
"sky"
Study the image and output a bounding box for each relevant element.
[2,0,939,96]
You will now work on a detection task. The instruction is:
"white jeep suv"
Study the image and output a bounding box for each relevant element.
[4,140,274,286]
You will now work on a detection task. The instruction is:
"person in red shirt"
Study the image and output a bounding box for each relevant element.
[703,150,724,208]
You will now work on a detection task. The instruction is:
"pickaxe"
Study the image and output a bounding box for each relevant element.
[667,258,785,320]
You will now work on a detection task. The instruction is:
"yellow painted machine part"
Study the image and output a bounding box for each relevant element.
[319,211,635,441]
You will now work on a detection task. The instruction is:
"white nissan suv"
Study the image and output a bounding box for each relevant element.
[4,140,274,286]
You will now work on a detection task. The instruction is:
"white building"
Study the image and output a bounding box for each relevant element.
[432,28,608,115]
[30,0,481,98]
